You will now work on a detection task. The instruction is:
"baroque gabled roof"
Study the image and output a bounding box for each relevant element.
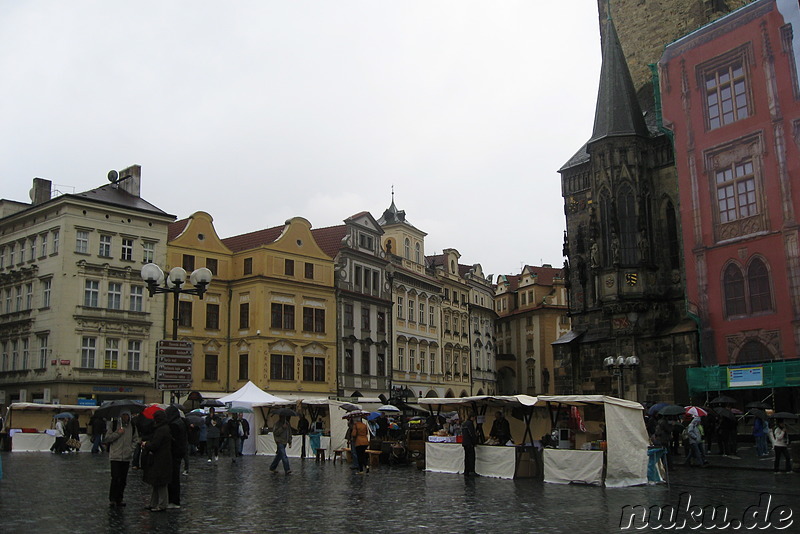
[589,15,649,143]
[221,225,284,252]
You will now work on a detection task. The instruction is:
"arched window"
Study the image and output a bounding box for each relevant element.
[415,243,421,263]
[618,185,637,264]
[404,238,410,259]
[748,258,772,313]
[723,263,746,317]
[666,201,680,269]
[600,191,613,265]
[737,340,771,363]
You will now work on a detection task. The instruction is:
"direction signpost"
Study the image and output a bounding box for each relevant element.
[156,340,193,394]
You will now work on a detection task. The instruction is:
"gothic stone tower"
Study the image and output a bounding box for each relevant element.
[555,15,699,403]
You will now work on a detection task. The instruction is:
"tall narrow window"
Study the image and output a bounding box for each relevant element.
[304,262,314,279]
[723,264,746,317]
[205,258,218,275]
[429,305,435,327]
[748,258,772,313]
[408,299,415,322]
[99,235,112,257]
[29,237,36,260]
[397,297,403,319]
[239,353,249,380]
[377,353,385,376]
[284,259,294,276]
[142,242,155,263]
[21,338,29,369]
[178,301,193,327]
[419,303,425,324]
[397,347,404,370]
[361,307,370,330]
[76,231,89,254]
[38,334,49,368]
[183,254,195,271]
[415,243,421,263]
[121,238,134,261]
[600,192,613,265]
[618,185,637,265]
[81,336,97,367]
[361,351,370,375]
[84,280,99,307]
[108,282,122,310]
[205,354,219,380]
[42,279,52,308]
[377,311,385,333]
[404,238,410,259]
[344,303,354,328]
[40,234,47,257]
[239,302,249,329]
[25,283,33,309]
[344,349,354,373]
[243,257,253,275]
[716,160,757,223]
[105,338,120,369]
[666,201,680,269]
[206,303,220,329]
[130,286,143,312]
[52,230,59,254]
[127,340,141,370]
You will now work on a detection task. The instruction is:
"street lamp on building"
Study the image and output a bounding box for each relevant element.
[603,354,640,400]
[141,263,213,340]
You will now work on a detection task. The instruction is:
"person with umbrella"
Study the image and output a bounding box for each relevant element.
[50,413,69,454]
[269,411,293,475]
[104,410,138,507]
[141,409,171,512]
[166,405,188,509]
[683,416,709,467]
[349,413,370,474]
[770,418,792,474]
[65,413,81,452]
[224,412,242,464]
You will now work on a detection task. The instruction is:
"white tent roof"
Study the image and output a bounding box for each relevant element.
[217,381,288,405]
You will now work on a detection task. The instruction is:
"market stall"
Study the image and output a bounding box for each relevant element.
[216,381,288,455]
[3,403,97,452]
[419,395,545,479]
[536,395,649,487]
[252,398,352,459]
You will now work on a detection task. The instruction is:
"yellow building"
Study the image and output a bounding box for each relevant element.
[166,213,337,399]
[494,265,570,396]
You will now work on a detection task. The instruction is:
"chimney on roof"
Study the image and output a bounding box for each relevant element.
[116,164,141,197]
[30,178,52,206]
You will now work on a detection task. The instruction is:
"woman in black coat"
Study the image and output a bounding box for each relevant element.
[141,410,172,512]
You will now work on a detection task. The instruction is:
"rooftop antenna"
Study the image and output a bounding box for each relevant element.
[391,184,395,204]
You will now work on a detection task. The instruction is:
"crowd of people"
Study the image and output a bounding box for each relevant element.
[647,411,793,473]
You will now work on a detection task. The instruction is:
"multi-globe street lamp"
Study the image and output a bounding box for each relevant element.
[140,263,213,340]
[603,354,640,400]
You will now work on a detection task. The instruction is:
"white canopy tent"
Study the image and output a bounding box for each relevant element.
[536,395,649,487]
[252,398,355,459]
[217,381,288,455]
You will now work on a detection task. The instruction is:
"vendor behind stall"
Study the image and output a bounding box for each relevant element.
[489,411,511,445]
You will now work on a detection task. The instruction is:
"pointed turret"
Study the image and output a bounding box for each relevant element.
[589,15,649,143]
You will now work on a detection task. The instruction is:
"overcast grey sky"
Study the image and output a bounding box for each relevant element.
[1,1,601,279]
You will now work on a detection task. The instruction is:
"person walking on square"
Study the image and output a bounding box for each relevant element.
[141,410,172,512]
[104,410,138,507]
[66,414,81,452]
[238,415,249,457]
[51,417,67,454]
[683,417,708,467]
[462,414,478,477]
[225,413,242,464]
[350,416,370,474]
[753,415,769,457]
[90,413,107,454]
[166,406,188,509]
[770,419,792,473]
[205,407,221,463]
[269,415,293,474]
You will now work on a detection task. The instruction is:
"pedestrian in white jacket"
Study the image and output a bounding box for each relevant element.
[104,411,139,507]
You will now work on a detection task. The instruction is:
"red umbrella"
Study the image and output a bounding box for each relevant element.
[684,406,708,417]
[142,404,165,419]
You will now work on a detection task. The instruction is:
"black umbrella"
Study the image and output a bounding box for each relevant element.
[186,415,206,427]
[747,408,768,421]
[339,403,360,412]
[745,401,770,409]
[710,395,736,405]
[95,399,146,419]
[276,407,297,417]
[713,407,736,420]
[658,405,685,416]
[648,402,670,416]
[770,412,799,420]
[200,399,226,408]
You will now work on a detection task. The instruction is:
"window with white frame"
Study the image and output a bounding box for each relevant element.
[127,340,141,370]
[25,283,33,309]
[22,338,29,369]
[429,305,435,327]
[108,282,122,309]
[38,334,48,368]
[42,279,52,308]
[408,299,415,321]
[420,350,426,373]
[398,347,405,370]
[52,230,59,254]
[142,242,155,263]
[11,339,18,370]
[105,338,119,369]
[429,350,435,374]
[9,243,15,264]
[81,337,96,367]
[29,237,36,261]
[84,280,99,307]
[15,286,22,311]
[415,243,421,263]
[404,238,410,259]
[409,348,416,371]
[99,234,112,257]
[19,240,25,263]
[397,297,403,319]
[40,234,47,257]
[419,302,425,324]
[4,288,11,313]
[130,286,143,312]
[76,230,89,254]
[121,238,134,261]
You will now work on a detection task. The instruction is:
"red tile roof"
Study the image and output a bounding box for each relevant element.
[221,225,284,252]
[168,218,190,241]
[311,225,348,258]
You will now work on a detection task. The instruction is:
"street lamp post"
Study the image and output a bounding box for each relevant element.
[603,354,640,400]
[141,263,213,340]
[141,263,212,404]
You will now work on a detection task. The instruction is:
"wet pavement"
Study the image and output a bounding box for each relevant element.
[0,449,797,533]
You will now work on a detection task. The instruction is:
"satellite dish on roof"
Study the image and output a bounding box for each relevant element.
[108,170,119,183]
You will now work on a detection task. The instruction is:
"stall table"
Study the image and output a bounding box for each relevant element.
[10,431,92,452]
[425,442,537,479]
[542,449,604,485]
[255,434,330,458]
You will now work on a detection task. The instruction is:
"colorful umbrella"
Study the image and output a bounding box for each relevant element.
[142,404,165,419]
[378,405,401,413]
[684,406,708,417]
[228,406,253,414]
[54,412,74,419]
[342,410,370,419]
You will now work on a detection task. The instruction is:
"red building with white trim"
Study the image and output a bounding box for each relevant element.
[660,0,800,407]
